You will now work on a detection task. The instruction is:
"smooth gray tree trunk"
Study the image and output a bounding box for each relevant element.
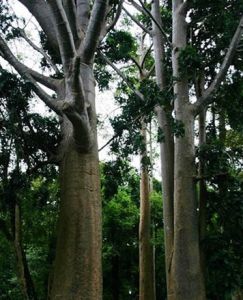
[171,1,206,299]
[151,1,175,298]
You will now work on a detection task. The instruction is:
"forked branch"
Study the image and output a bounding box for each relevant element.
[193,16,243,116]
[82,0,109,64]
[99,51,144,100]
[0,35,61,115]
[47,0,76,72]
[18,29,60,74]
[122,6,151,36]
[106,0,124,33]
[18,0,59,52]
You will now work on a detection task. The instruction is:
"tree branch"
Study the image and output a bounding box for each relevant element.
[145,63,155,79]
[76,0,90,33]
[106,0,124,33]
[18,29,60,75]
[122,6,151,36]
[127,0,145,14]
[61,103,93,151]
[17,0,59,53]
[0,35,61,115]
[141,43,153,69]
[26,68,59,91]
[136,0,171,46]
[130,56,143,74]
[66,57,86,111]
[99,51,144,100]
[0,41,58,91]
[47,0,76,72]
[193,16,243,116]
[63,0,82,47]
[178,0,189,15]
[82,0,109,64]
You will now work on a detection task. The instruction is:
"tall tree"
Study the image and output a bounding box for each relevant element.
[171,1,243,298]
[123,1,243,298]
[0,1,123,298]
[151,1,175,297]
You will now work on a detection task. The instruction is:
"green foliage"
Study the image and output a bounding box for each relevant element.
[217,74,243,132]
[0,68,59,299]
[197,113,243,298]
[110,79,172,156]
[101,30,138,63]
[171,119,185,138]
[178,45,202,79]
[94,65,112,91]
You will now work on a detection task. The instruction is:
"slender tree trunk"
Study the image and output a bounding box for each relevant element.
[139,123,156,300]
[49,67,102,300]
[198,108,207,281]
[151,1,175,298]
[13,202,37,300]
[218,110,227,195]
[171,1,206,299]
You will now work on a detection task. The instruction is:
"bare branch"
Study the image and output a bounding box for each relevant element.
[122,6,151,36]
[136,0,171,46]
[193,16,243,116]
[82,0,109,64]
[141,43,153,69]
[18,0,59,53]
[145,63,155,79]
[126,0,145,14]
[47,0,76,72]
[26,68,59,91]
[18,29,60,75]
[106,0,124,33]
[98,110,145,151]
[0,38,58,90]
[63,0,82,47]
[99,51,144,100]
[130,56,143,74]
[0,35,61,115]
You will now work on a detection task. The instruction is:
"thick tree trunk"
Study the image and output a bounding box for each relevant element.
[50,148,102,300]
[13,202,37,300]
[49,66,102,300]
[172,111,205,299]
[172,1,206,299]
[139,124,156,300]
[151,1,175,297]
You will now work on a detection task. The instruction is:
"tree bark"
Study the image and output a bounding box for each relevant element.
[13,202,37,300]
[49,65,102,299]
[198,108,207,277]
[171,1,206,299]
[151,1,175,297]
[1,2,109,299]
[50,148,102,300]
[139,124,156,300]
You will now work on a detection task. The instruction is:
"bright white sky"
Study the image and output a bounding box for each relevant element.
[2,0,162,178]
